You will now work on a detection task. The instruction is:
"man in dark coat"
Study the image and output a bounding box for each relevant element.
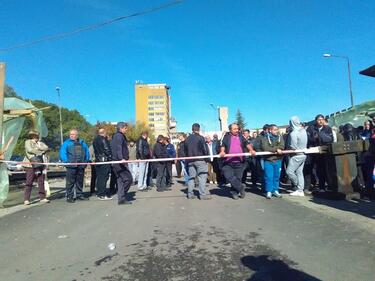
[93,128,112,200]
[306,114,334,191]
[111,122,133,205]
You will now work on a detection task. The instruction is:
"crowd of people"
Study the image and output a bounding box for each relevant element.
[22,115,375,206]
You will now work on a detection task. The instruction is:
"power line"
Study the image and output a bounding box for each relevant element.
[0,0,183,52]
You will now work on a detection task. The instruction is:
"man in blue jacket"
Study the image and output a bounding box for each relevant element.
[60,129,90,203]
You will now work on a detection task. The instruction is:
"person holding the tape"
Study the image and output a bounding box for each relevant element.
[23,130,50,205]
[111,122,133,205]
[60,129,90,203]
[219,123,256,200]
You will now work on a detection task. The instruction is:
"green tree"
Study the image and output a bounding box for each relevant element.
[125,122,155,144]
[235,108,246,130]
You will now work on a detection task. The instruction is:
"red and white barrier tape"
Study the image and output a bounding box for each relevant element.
[0,147,321,167]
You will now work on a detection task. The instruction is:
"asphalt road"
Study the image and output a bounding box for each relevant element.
[1,180,375,281]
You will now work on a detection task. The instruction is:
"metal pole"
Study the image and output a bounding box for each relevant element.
[346,58,354,107]
[0,63,5,152]
[56,87,63,145]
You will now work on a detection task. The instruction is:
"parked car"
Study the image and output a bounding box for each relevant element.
[6,156,24,171]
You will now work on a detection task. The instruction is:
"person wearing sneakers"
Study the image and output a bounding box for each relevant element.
[93,128,113,200]
[23,130,50,205]
[260,124,285,199]
[286,116,308,197]
[184,123,210,200]
[220,123,256,200]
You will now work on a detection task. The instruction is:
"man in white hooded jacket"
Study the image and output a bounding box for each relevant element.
[286,116,308,196]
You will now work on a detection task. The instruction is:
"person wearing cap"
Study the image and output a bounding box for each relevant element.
[60,129,90,203]
[111,122,133,205]
[23,130,50,205]
[306,114,334,191]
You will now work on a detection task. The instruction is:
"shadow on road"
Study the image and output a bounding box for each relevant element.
[241,255,322,281]
[309,196,375,220]
[209,186,233,199]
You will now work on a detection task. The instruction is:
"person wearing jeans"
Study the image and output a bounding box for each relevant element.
[177,134,189,185]
[261,124,285,199]
[137,132,151,190]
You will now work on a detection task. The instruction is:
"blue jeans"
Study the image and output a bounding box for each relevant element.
[181,160,189,184]
[264,160,282,193]
[137,162,149,189]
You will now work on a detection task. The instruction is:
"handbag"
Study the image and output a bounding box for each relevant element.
[30,155,44,169]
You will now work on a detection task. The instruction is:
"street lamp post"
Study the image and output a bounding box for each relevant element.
[55,86,63,145]
[323,53,354,107]
[209,103,220,132]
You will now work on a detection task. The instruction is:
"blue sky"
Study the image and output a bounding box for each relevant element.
[1,0,374,132]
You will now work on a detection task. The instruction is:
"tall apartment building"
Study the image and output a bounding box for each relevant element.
[135,83,172,137]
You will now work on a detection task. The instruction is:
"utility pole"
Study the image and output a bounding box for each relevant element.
[0,63,5,153]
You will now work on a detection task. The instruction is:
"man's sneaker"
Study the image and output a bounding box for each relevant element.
[97,196,111,201]
[40,198,50,203]
[67,198,75,203]
[273,191,282,198]
[24,200,31,205]
[200,195,212,200]
[266,192,272,199]
[239,189,246,199]
[76,196,89,201]
[232,193,239,200]
[290,190,305,197]
[187,195,197,199]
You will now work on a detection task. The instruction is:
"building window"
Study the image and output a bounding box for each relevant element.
[148,107,154,110]
[148,112,154,116]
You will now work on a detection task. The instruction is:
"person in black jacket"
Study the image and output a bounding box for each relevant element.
[306,114,334,191]
[111,122,133,205]
[136,132,151,191]
[219,123,256,199]
[184,123,210,200]
[93,128,113,200]
[153,135,169,192]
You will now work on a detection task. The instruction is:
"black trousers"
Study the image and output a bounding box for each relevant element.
[176,160,182,177]
[213,159,224,184]
[222,162,245,193]
[166,162,173,185]
[96,164,111,197]
[66,167,85,199]
[109,167,117,195]
[113,164,132,203]
[315,154,332,189]
[156,162,167,191]
[90,166,96,194]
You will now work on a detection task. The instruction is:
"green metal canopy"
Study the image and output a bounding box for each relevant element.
[359,65,375,77]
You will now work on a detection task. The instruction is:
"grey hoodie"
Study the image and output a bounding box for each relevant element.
[287,116,307,153]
